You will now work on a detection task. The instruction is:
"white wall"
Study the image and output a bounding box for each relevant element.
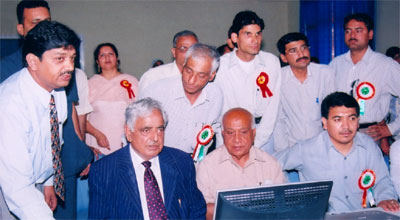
[1,0,299,78]
[2,0,398,78]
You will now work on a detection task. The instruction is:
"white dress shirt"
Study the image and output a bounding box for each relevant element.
[138,61,181,94]
[129,145,164,220]
[330,46,400,136]
[215,50,281,151]
[74,68,93,115]
[274,63,335,152]
[390,140,400,198]
[140,76,223,153]
[0,68,67,219]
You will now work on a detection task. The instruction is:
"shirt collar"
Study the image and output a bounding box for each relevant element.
[345,46,373,65]
[170,76,210,107]
[129,143,159,168]
[218,145,266,166]
[22,68,54,108]
[322,130,367,154]
[228,50,266,69]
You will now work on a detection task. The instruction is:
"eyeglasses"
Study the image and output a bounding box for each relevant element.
[286,45,310,54]
[175,46,189,52]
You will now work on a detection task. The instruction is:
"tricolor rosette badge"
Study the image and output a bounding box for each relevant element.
[358,169,376,208]
[356,82,375,100]
[256,72,273,98]
[192,125,214,163]
[120,80,135,99]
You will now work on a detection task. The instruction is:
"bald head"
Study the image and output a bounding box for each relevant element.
[222,108,254,130]
[222,108,256,166]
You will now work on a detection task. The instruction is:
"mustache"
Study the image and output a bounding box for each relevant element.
[349,38,358,42]
[296,57,309,62]
[60,71,73,76]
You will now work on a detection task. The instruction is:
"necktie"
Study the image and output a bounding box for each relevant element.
[50,94,64,201]
[142,161,168,220]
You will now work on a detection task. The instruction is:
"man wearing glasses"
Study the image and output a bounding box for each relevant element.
[139,30,198,93]
[274,32,335,152]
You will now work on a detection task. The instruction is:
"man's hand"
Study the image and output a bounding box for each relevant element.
[80,163,91,177]
[366,121,392,141]
[90,146,102,160]
[377,199,400,212]
[43,186,57,211]
[206,203,215,220]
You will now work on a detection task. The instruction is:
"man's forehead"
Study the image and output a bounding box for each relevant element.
[286,40,306,48]
[46,46,76,54]
[346,19,367,28]
[328,106,357,116]
[23,7,50,18]
[176,35,197,45]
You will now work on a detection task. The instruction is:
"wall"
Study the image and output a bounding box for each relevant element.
[2,0,398,78]
[0,0,299,78]
[375,0,400,54]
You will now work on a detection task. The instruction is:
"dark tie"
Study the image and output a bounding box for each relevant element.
[142,161,168,220]
[50,94,64,201]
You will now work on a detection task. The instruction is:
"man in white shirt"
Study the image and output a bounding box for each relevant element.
[140,43,223,155]
[329,13,400,155]
[138,30,198,93]
[215,10,282,154]
[274,32,335,151]
[0,20,80,219]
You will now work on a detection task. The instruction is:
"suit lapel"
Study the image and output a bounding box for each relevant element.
[117,146,143,217]
[159,148,178,210]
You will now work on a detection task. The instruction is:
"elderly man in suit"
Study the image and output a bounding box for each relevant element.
[88,97,206,219]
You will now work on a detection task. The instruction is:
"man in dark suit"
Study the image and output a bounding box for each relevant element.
[88,97,206,219]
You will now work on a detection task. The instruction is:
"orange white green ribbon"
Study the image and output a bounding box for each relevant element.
[356,82,375,116]
[256,72,273,98]
[192,125,214,163]
[358,169,376,208]
[120,80,135,99]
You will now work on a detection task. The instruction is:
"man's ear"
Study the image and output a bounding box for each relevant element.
[231,32,238,44]
[209,71,217,82]
[280,54,288,63]
[322,117,327,130]
[124,125,133,143]
[17,24,24,36]
[171,47,176,59]
[26,53,39,71]
[368,29,374,41]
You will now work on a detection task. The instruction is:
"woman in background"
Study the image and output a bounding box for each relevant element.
[86,42,138,157]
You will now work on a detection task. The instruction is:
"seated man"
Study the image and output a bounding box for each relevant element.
[88,98,206,219]
[275,92,399,213]
[196,108,286,219]
[140,43,223,154]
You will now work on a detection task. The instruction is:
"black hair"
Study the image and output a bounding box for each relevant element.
[276,32,309,55]
[23,20,80,65]
[230,10,264,35]
[321,92,360,119]
[386,46,399,59]
[216,44,232,56]
[93,42,120,74]
[17,0,50,24]
[343,13,374,31]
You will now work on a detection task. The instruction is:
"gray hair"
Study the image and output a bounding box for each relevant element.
[184,43,220,73]
[125,98,168,131]
[172,30,198,48]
